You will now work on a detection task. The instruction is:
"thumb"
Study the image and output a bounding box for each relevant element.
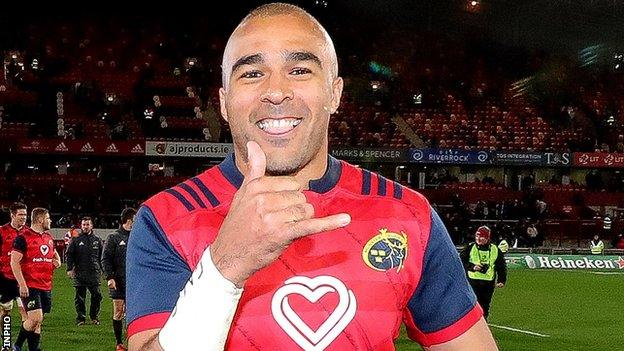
[244,140,266,183]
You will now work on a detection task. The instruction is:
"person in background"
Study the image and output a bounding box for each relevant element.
[102,208,136,351]
[0,202,29,347]
[461,226,507,320]
[590,234,604,255]
[11,207,61,351]
[66,217,103,325]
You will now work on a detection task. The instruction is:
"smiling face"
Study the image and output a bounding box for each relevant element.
[220,10,342,176]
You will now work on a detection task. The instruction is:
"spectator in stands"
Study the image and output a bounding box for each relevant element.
[601,215,612,241]
[521,174,535,191]
[611,230,623,249]
[525,221,539,248]
[474,200,489,220]
[585,170,603,191]
[614,230,624,250]
[615,134,624,153]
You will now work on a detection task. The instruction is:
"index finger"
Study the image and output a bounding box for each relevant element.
[287,213,351,240]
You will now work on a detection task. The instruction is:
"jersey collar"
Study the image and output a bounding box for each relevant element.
[218,153,342,194]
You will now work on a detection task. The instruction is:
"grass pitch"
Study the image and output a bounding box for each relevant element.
[7,268,623,350]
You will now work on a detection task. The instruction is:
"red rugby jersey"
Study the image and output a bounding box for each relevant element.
[0,223,28,279]
[127,154,481,349]
[13,228,56,291]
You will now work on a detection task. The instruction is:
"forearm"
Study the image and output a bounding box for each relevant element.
[66,252,74,270]
[102,243,115,278]
[495,252,507,283]
[11,262,27,287]
[53,250,61,268]
[102,262,114,279]
[129,332,164,351]
[158,246,242,350]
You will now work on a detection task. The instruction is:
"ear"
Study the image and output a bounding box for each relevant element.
[328,77,343,114]
[219,87,229,122]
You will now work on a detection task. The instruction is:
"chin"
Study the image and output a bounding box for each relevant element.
[266,155,308,176]
[266,161,303,176]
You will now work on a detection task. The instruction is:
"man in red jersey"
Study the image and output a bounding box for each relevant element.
[11,208,61,351]
[0,202,28,349]
[127,3,498,350]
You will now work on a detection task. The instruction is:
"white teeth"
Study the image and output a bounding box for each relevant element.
[256,119,302,131]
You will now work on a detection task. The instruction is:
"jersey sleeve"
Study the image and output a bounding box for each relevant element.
[403,208,482,347]
[126,205,192,337]
[101,234,116,280]
[12,235,27,253]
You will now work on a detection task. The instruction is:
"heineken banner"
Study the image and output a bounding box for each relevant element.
[330,147,408,162]
[506,254,624,270]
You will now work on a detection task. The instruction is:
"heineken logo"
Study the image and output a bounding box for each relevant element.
[507,254,624,270]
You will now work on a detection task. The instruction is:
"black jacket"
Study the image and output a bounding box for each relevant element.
[101,227,129,282]
[66,231,103,286]
[460,242,507,284]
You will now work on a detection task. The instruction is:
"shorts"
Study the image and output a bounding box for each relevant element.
[109,279,126,300]
[0,275,19,304]
[22,288,52,314]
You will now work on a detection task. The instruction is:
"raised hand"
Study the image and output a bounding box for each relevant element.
[210,141,351,287]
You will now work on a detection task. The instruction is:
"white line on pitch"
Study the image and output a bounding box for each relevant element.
[489,323,550,337]
[589,271,624,275]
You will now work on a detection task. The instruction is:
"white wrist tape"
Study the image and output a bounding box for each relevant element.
[159,247,243,350]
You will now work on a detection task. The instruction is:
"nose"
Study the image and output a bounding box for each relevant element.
[260,73,293,105]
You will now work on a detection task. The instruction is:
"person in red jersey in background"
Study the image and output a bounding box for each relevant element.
[0,202,29,349]
[11,208,61,351]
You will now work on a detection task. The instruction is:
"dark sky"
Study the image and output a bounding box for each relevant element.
[1,0,622,55]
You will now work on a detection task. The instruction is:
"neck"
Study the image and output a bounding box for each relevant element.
[10,222,22,230]
[32,225,44,234]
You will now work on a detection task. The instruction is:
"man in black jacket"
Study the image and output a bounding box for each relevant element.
[66,216,103,325]
[461,225,507,320]
[102,208,136,351]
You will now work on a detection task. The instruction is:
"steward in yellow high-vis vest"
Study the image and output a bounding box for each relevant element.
[460,226,507,320]
[590,235,604,255]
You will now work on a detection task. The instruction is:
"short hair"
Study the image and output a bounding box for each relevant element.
[81,216,93,223]
[222,2,338,86]
[31,208,49,223]
[9,202,27,215]
[121,208,137,224]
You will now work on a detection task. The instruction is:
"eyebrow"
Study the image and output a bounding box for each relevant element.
[230,51,323,76]
[285,51,322,68]
[231,53,264,75]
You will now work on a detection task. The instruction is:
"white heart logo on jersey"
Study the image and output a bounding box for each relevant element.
[271,275,357,351]
[40,245,49,256]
